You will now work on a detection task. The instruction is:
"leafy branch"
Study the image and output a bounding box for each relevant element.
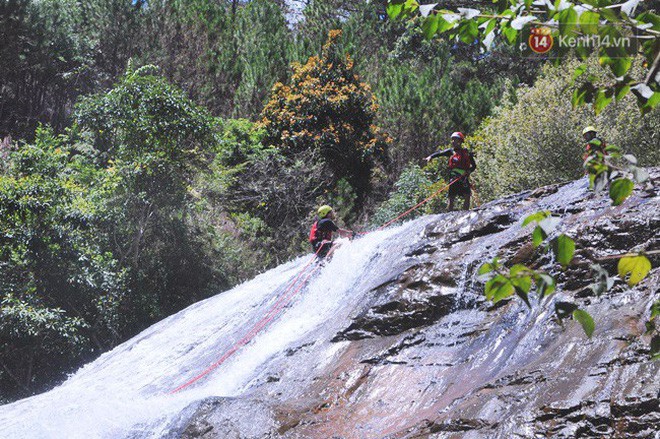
[583,144,649,206]
[387,0,660,114]
[478,209,655,341]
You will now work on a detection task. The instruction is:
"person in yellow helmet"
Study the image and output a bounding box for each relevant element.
[308,205,354,258]
[582,126,606,160]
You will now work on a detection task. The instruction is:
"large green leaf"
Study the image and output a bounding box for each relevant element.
[386,0,405,19]
[617,255,651,286]
[522,210,550,226]
[485,275,515,303]
[536,273,556,297]
[422,14,440,39]
[579,10,600,34]
[572,64,587,81]
[636,12,660,32]
[594,89,613,115]
[502,25,518,44]
[511,265,532,308]
[650,300,660,321]
[573,309,595,338]
[609,178,634,205]
[650,335,660,360]
[557,7,578,35]
[458,20,479,44]
[553,234,575,267]
[532,226,546,248]
[614,82,631,101]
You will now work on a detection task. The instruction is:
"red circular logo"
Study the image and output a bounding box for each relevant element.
[528,27,553,54]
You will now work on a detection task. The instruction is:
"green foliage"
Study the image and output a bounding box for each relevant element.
[554,302,594,338]
[146,0,293,119]
[572,309,595,338]
[203,118,331,266]
[371,165,438,226]
[583,136,649,206]
[554,235,576,268]
[260,30,390,197]
[387,0,660,113]
[74,67,230,321]
[471,58,660,201]
[0,70,241,401]
[0,0,146,139]
[0,126,124,398]
[479,210,593,336]
[482,207,656,343]
[75,65,217,171]
[617,255,652,287]
[609,178,634,205]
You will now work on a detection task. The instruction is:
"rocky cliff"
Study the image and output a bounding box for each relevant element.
[174,172,660,439]
[1,172,658,439]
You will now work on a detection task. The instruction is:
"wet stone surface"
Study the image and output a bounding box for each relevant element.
[176,171,660,439]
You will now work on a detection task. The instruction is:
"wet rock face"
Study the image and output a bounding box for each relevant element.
[178,171,660,439]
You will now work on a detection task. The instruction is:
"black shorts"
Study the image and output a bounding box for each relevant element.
[448,177,471,198]
[312,241,333,258]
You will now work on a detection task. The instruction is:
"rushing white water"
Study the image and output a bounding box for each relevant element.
[0,221,416,439]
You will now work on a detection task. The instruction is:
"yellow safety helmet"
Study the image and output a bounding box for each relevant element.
[317,205,333,218]
[582,126,597,135]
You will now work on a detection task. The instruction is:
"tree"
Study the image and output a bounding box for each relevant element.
[470,57,660,201]
[260,30,390,198]
[0,0,147,140]
[232,0,293,117]
[74,65,225,328]
[386,0,660,114]
[146,0,293,118]
[0,127,122,400]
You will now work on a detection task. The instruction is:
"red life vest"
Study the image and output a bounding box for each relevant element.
[448,148,472,173]
[309,221,332,244]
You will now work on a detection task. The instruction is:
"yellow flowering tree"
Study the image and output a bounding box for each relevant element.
[259,30,390,197]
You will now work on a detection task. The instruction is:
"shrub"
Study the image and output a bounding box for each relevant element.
[371,164,447,227]
[470,57,660,201]
[0,127,123,399]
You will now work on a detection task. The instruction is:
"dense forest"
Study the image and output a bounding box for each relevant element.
[1,0,658,403]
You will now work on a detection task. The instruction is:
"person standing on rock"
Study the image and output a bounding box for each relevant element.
[424,132,477,211]
[309,205,355,259]
[582,126,606,160]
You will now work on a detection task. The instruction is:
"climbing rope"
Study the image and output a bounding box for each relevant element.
[362,176,463,235]
[170,175,463,393]
[170,247,323,394]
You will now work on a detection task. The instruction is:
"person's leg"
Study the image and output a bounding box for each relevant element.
[447,195,455,211]
[462,192,471,210]
[325,241,344,259]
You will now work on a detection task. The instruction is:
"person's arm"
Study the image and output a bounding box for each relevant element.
[336,228,354,239]
[468,152,477,173]
[322,220,354,240]
[425,148,453,161]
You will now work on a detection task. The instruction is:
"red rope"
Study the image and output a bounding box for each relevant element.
[169,248,322,394]
[371,176,462,233]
